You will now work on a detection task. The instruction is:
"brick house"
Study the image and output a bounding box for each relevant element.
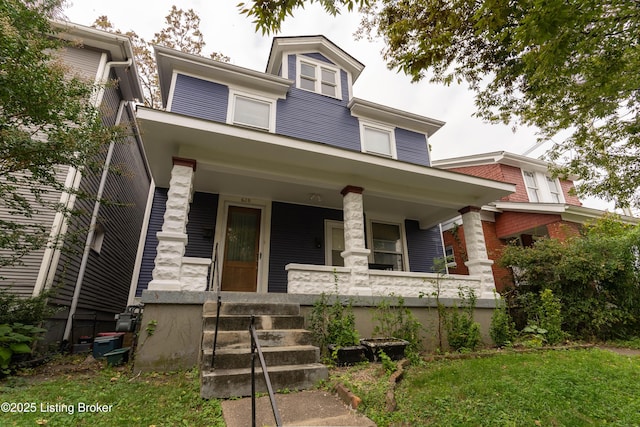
[433,151,639,292]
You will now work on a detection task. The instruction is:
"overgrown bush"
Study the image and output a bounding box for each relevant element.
[372,294,424,362]
[490,294,516,347]
[308,292,359,360]
[500,216,640,341]
[445,287,481,352]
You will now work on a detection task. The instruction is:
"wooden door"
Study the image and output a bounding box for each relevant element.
[221,206,261,292]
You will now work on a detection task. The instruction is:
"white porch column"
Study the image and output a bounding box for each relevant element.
[148,158,196,291]
[460,206,495,299]
[340,186,371,290]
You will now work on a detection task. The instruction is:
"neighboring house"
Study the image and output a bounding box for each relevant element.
[433,151,639,292]
[0,22,151,345]
[132,35,515,302]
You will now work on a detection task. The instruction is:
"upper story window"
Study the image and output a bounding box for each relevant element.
[359,121,397,158]
[522,170,565,203]
[296,56,341,99]
[227,89,276,132]
[546,176,562,202]
[523,171,540,202]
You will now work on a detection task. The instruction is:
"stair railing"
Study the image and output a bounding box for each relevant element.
[210,243,222,368]
[250,315,282,427]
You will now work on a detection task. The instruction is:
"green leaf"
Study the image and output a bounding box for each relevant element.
[9,342,32,354]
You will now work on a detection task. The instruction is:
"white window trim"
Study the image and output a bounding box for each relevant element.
[444,245,457,268]
[359,120,398,159]
[295,56,342,100]
[226,88,277,132]
[324,219,344,267]
[521,170,565,203]
[365,217,409,271]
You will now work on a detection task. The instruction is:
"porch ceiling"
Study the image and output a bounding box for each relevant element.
[136,107,514,228]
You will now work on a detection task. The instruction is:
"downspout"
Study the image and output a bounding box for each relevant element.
[62,58,133,342]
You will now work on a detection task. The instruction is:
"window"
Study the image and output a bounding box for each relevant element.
[444,245,456,268]
[523,171,540,202]
[522,170,565,203]
[296,57,341,99]
[546,176,562,202]
[368,221,406,271]
[360,122,396,158]
[324,220,344,267]
[91,223,105,254]
[227,90,276,132]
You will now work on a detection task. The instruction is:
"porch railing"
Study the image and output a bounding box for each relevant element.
[210,243,222,368]
[250,315,282,427]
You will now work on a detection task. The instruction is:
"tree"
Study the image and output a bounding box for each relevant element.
[94,6,229,108]
[0,0,116,267]
[239,0,640,209]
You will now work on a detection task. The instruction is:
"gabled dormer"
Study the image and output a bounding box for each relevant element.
[266,35,364,101]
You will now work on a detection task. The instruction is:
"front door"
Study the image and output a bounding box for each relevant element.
[221,206,261,292]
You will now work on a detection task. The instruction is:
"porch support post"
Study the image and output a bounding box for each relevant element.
[459,206,495,299]
[148,158,197,291]
[340,186,371,290]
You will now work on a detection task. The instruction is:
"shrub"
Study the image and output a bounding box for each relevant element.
[308,291,359,361]
[500,216,640,341]
[445,287,481,352]
[0,289,54,375]
[372,294,424,361]
[490,294,516,347]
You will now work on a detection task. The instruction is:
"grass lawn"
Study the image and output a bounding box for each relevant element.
[330,348,640,426]
[0,356,224,427]
[2,348,639,426]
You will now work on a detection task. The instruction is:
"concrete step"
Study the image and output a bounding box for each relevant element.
[202,314,305,331]
[203,301,300,316]
[201,363,329,399]
[203,345,320,370]
[202,329,313,349]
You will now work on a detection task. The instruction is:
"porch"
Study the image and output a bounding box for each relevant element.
[135,107,513,301]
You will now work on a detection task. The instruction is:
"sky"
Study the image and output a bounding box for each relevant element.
[63,0,613,210]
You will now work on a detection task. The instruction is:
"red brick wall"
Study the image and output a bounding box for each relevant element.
[499,165,529,202]
[495,211,563,238]
[442,226,469,275]
[442,221,514,292]
[560,180,582,206]
[448,164,529,202]
[482,221,514,292]
[547,221,581,240]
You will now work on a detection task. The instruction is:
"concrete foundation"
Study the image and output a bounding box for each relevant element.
[135,290,497,372]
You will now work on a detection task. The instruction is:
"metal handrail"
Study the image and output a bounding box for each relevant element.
[250,315,282,427]
[210,243,222,368]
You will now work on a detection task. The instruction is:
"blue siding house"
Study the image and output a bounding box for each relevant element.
[133,36,513,300]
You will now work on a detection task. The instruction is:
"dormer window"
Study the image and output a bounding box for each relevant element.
[296,56,341,99]
[522,170,565,203]
[359,121,397,158]
[227,89,276,132]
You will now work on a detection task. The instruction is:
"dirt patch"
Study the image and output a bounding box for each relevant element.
[11,353,123,384]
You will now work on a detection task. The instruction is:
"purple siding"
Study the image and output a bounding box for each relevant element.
[277,55,360,151]
[136,189,218,296]
[395,128,430,167]
[268,202,343,293]
[170,74,228,123]
[302,52,334,64]
[405,220,444,273]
